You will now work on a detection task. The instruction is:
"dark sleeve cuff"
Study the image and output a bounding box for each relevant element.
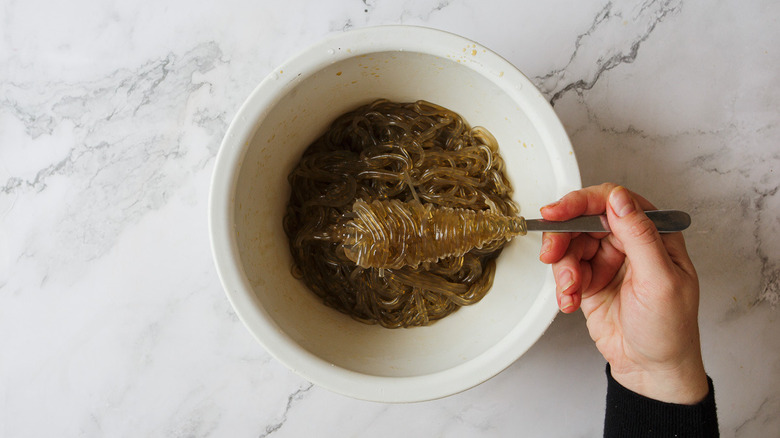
[604,364,719,437]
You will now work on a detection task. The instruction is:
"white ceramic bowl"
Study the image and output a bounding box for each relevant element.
[209,26,580,402]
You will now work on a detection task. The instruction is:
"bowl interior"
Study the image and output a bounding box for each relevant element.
[232,49,569,379]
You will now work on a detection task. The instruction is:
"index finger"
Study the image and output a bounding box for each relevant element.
[540,183,656,221]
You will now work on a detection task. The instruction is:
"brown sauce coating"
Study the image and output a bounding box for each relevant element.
[283,99,518,328]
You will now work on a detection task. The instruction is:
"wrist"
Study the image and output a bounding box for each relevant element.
[609,358,709,405]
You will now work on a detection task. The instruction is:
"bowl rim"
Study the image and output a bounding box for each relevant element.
[209,25,581,403]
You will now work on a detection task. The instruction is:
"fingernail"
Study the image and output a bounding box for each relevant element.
[541,200,560,211]
[560,294,575,312]
[539,237,552,259]
[558,269,574,293]
[609,186,635,218]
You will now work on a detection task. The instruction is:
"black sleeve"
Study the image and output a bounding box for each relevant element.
[603,364,719,437]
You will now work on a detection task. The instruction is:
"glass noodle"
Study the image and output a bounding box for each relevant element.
[283,100,518,328]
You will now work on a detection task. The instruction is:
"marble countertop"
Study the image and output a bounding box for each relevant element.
[2,0,778,436]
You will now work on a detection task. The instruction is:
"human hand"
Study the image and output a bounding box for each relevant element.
[538,183,709,404]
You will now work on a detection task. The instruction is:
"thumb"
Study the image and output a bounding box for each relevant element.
[606,186,671,271]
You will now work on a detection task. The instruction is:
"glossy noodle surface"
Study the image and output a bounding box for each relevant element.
[283,99,518,328]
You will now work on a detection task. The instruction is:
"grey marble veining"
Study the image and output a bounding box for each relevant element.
[1,0,778,436]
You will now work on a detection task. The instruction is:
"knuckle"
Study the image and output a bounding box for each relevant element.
[628,215,660,245]
[599,182,618,192]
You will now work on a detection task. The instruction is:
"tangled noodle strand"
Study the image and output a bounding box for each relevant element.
[283,100,518,328]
